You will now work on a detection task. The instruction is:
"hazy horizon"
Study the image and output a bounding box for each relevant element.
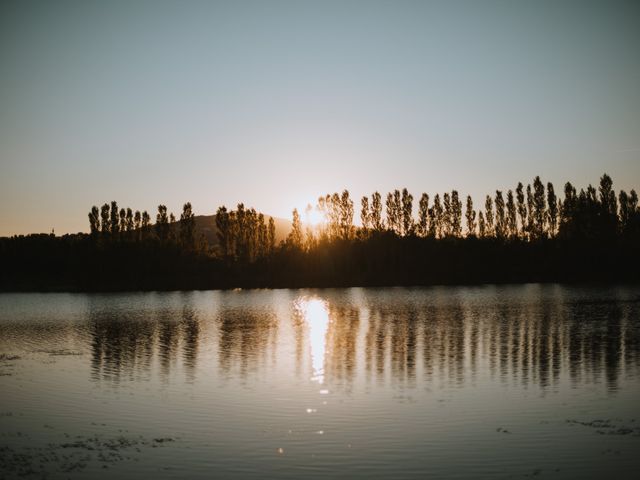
[1,0,639,236]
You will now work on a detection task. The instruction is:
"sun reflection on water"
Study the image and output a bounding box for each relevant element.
[295,297,330,385]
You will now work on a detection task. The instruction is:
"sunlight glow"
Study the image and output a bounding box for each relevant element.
[300,203,325,227]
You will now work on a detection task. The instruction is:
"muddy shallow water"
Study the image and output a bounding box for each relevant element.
[1,285,639,479]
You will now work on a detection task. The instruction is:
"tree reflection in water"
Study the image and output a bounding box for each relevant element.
[74,287,640,393]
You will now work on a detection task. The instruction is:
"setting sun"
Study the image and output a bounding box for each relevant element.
[300,202,324,227]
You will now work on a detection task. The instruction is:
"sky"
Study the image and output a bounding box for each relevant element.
[1,0,639,235]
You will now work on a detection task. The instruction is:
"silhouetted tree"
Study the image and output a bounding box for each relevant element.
[88,206,100,236]
[386,190,402,235]
[546,183,557,237]
[559,182,576,239]
[370,192,384,231]
[494,191,506,240]
[506,190,517,239]
[319,193,342,239]
[451,190,462,238]
[401,188,413,236]
[625,190,640,238]
[360,197,370,230]
[235,203,249,259]
[516,182,527,238]
[526,184,534,238]
[532,176,546,239]
[443,192,452,237]
[100,204,110,235]
[156,205,169,242]
[141,211,150,240]
[119,208,127,236]
[288,208,303,248]
[125,208,134,233]
[598,173,618,238]
[168,213,177,243]
[339,190,354,240]
[465,195,476,237]
[433,194,443,238]
[417,193,429,237]
[110,201,119,236]
[618,189,639,238]
[258,213,268,256]
[427,207,437,238]
[484,195,494,237]
[180,202,195,250]
[478,211,486,238]
[216,206,231,257]
[619,190,630,232]
[267,217,276,252]
[134,210,142,240]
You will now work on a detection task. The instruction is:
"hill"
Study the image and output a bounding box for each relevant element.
[190,214,291,246]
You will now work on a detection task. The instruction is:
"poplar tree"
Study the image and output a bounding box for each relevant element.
[484,195,494,237]
[427,208,436,237]
[451,190,462,238]
[478,211,486,238]
[88,206,100,235]
[393,189,401,233]
[257,213,267,256]
[546,183,558,237]
[599,174,617,217]
[526,184,534,238]
[465,195,476,237]
[417,193,429,237]
[288,208,303,248]
[532,176,546,239]
[360,197,370,230]
[494,191,506,239]
[216,206,230,257]
[168,213,177,243]
[134,211,142,240]
[156,205,169,241]
[401,188,413,236]
[100,204,110,234]
[126,208,134,232]
[506,190,517,239]
[598,173,618,237]
[340,190,354,240]
[516,182,527,238]
[370,192,383,231]
[386,192,396,234]
[268,217,276,252]
[110,201,120,235]
[180,202,195,250]
[119,208,127,236]
[235,203,248,259]
[443,193,452,237]
[433,194,443,238]
[619,190,630,232]
[330,193,341,239]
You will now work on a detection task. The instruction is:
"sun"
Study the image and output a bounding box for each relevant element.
[299,202,324,227]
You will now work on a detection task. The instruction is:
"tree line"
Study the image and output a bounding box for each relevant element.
[283,174,638,251]
[84,173,639,255]
[86,201,210,251]
[1,173,638,291]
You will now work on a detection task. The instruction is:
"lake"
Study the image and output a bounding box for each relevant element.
[1,285,639,479]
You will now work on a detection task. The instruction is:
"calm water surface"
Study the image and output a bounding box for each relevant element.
[1,285,639,479]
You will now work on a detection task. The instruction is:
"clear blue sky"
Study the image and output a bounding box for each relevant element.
[1,0,639,235]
